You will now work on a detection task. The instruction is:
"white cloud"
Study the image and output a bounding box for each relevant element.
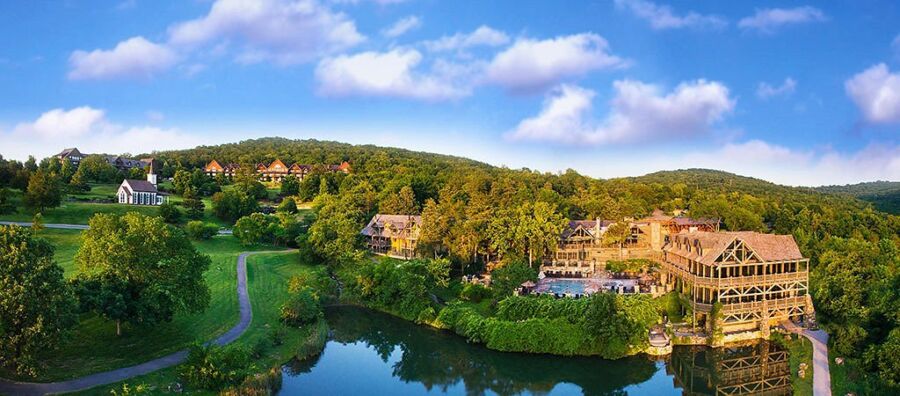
[68,36,178,80]
[423,26,510,52]
[757,77,797,99]
[315,48,470,101]
[673,140,900,186]
[168,0,365,65]
[381,16,421,38]
[12,107,108,138]
[508,80,734,145]
[845,63,900,124]
[330,0,407,5]
[1,107,203,160]
[614,0,727,30]
[738,6,826,34]
[484,33,628,92]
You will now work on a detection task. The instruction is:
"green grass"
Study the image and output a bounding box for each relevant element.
[74,251,324,395]
[781,334,813,396]
[0,186,229,228]
[0,235,288,382]
[35,228,83,275]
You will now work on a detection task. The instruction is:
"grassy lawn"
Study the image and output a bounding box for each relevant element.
[0,186,229,227]
[74,251,324,395]
[35,228,83,275]
[0,235,289,382]
[782,334,813,396]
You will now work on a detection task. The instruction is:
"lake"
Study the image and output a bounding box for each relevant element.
[279,306,793,395]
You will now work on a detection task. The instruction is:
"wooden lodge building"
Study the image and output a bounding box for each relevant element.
[204,159,350,182]
[659,230,812,336]
[543,210,720,276]
[360,214,422,260]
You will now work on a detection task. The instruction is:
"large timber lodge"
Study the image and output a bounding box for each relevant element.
[360,209,813,342]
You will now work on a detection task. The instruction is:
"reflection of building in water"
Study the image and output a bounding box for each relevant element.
[668,341,792,396]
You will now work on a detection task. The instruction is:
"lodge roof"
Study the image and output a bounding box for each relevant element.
[57,147,82,157]
[361,214,422,239]
[665,230,804,266]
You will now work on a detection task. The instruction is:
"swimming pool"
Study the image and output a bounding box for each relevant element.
[534,278,601,295]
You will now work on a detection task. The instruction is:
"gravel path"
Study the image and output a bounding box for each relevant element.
[783,320,832,396]
[0,251,272,396]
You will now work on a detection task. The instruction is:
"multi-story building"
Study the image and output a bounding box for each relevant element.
[543,210,719,276]
[203,159,350,182]
[360,214,422,260]
[659,230,812,335]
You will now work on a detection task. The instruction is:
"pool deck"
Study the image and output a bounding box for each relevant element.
[532,277,640,296]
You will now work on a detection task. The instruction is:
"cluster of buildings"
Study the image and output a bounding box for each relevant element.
[360,208,813,339]
[203,159,351,182]
[56,148,150,171]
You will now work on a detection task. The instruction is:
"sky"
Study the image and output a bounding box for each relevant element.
[1,0,900,187]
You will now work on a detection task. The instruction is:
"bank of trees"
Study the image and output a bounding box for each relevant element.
[142,138,900,390]
[0,226,77,375]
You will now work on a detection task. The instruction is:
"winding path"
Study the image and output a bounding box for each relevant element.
[783,320,832,396]
[0,251,275,396]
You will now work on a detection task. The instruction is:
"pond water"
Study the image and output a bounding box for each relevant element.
[279,306,794,396]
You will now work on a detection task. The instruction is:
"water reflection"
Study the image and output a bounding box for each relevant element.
[279,306,793,396]
[668,341,792,396]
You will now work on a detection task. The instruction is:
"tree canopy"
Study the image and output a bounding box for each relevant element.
[0,225,77,376]
[73,212,211,335]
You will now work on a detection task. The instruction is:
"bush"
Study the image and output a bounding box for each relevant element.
[459,283,492,303]
[180,344,254,391]
[158,202,181,224]
[278,197,298,214]
[281,288,322,326]
[184,221,218,240]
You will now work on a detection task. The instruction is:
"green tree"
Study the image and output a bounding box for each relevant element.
[0,225,77,375]
[380,186,418,214]
[490,259,537,299]
[182,192,205,220]
[278,197,298,214]
[211,189,259,224]
[24,169,63,212]
[158,202,181,224]
[233,213,273,245]
[281,175,300,196]
[73,213,211,336]
[184,221,219,240]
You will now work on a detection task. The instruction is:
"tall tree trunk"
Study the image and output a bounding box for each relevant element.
[116,320,121,336]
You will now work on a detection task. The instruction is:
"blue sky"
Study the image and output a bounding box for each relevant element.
[1,0,899,186]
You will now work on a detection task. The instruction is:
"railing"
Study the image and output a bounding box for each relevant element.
[658,259,808,288]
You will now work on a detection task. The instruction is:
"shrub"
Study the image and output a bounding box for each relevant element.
[180,344,253,391]
[459,283,492,303]
[184,221,218,240]
[158,202,181,224]
[278,197,298,214]
[281,288,323,326]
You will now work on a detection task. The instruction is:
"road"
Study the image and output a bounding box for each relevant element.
[783,320,832,396]
[0,251,274,396]
[0,221,232,234]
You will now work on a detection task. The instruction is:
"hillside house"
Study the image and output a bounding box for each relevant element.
[361,214,422,259]
[56,148,85,166]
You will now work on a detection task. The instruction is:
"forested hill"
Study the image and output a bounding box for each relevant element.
[141,137,492,175]
[814,181,900,214]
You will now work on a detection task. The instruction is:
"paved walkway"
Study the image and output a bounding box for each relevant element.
[783,320,831,396]
[0,221,232,234]
[0,251,278,396]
